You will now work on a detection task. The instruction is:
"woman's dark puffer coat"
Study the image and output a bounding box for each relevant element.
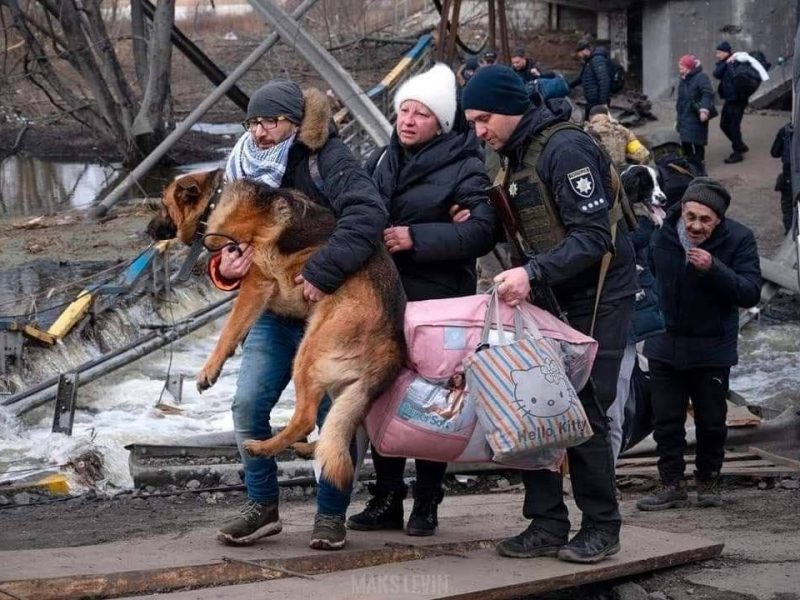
[365,129,497,301]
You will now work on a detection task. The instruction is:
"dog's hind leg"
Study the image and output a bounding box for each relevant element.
[242,358,326,460]
[197,277,269,392]
[314,380,372,491]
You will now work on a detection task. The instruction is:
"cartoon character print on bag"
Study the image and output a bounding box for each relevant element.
[510,359,580,419]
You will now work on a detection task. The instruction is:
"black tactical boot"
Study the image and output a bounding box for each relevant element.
[636,480,689,511]
[724,152,743,164]
[695,472,722,507]
[496,523,567,558]
[346,483,406,531]
[557,526,620,564]
[406,487,444,536]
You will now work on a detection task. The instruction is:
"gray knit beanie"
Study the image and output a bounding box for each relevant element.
[681,177,731,217]
[247,80,305,124]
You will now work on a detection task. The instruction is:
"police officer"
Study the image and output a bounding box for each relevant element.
[462,65,637,563]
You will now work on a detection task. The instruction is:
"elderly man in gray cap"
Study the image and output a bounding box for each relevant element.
[207,79,387,551]
[638,177,761,511]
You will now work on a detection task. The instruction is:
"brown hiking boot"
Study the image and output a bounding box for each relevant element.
[636,480,689,511]
[309,513,347,550]
[216,499,282,545]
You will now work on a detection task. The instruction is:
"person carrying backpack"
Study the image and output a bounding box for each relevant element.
[572,41,612,121]
[713,41,749,164]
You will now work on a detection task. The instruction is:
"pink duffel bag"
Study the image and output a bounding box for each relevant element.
[405,294,598,392]
[364,294,598,466]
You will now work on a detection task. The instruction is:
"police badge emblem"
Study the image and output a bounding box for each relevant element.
[567,167,595,198]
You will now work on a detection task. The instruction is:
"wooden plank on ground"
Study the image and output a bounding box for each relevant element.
[616,452,757,468]
[124,526,723,600]
[748,446,800,470]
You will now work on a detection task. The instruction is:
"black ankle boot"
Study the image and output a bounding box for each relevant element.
[346,483,406,531]
[406,487,444,536]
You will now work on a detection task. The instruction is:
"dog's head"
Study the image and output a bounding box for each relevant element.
[147,169,223,245]
[621,165,666,226]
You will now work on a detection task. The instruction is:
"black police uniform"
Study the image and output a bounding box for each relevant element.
[491,99,637,546]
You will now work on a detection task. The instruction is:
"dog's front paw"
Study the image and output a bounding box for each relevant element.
[243,439,271,457]
[196,366,219,393]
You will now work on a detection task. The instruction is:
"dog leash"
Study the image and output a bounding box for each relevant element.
[174,170,225,283]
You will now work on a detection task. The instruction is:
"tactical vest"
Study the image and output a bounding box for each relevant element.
[494,121,627,263]
[501,122,579,257]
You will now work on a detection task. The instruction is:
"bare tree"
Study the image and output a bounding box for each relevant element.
[0,0,176,166]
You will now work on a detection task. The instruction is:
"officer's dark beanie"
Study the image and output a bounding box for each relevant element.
[716,41,732,54]
[461,65,531,116]
[681,177,731,217]
[247,80,305,124]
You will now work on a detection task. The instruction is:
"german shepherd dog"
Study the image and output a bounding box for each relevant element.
[148,171,406,490]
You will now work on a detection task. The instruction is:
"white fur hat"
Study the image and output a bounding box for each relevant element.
[393,63,457,134]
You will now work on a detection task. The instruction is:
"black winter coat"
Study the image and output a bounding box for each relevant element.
[676,67,715,146]
[365,129,496,301]
[644,208,761,368]
[280,90,387,294]
[713,60,738,102]
[574,48,611,107]
[628,216,664,344]
[497,99,638,313]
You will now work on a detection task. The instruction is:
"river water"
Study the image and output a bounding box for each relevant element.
[0,142,798,495]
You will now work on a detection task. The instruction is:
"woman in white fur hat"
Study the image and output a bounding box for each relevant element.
[347,63,497,537]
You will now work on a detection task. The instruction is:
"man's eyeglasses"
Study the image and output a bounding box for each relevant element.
[242,116,287,132]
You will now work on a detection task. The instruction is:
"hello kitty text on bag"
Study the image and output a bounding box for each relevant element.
[464,292,594,459]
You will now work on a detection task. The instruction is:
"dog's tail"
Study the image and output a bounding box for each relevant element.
[314,381,370,491]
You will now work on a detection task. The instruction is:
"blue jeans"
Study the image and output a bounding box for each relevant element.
[231,311,353,515]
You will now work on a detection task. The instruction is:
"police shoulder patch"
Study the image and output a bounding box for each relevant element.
[567,167,595,198]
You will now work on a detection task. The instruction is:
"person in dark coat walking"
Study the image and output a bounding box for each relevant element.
[638,177,761,511]
[347,64,496,537]
[676,54,715,170]
[770,122,794,235]
[463,65,637,564]
[571,41,611,121]
[713,41,749,164]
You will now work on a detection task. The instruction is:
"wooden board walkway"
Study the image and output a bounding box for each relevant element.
[0,495,722,600]
[617,448,800,479]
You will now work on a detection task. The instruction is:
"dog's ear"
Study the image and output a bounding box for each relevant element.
[176,177,203,204]
[271,196,294,226]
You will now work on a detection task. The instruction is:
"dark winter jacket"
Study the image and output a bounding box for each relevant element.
[770,123,792,166]
[513,59,540,85]
[365,129,496,301]
[713,59,738,102]
[491,98,638,313]
[644,207,762,368]
[627,216,664,344]
[676,66,715,146]
[572,48,611,107]
[280,88,388,294]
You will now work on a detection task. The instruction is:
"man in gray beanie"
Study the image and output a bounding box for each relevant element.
[638,177,761,512]
[463,65,638,564]
[212,79,387,551]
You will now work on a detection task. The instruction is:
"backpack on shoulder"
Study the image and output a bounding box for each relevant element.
[608,57,626,94]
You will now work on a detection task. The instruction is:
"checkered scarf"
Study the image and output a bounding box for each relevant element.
[224,131,295,188]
